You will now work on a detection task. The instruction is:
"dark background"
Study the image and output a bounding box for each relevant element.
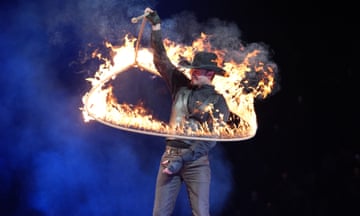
[1,0,357,215]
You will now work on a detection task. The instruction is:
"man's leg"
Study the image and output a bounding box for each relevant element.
[153,154,183,216]
[183,155,211,216]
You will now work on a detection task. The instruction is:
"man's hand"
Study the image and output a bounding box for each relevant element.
[161,156,183,175]
[144,7,161,25]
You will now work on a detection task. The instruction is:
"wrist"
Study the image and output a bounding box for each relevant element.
[152,24,161,31]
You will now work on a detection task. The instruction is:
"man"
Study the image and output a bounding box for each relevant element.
[144,7,230,216]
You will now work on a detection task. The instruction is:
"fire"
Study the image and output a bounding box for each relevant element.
[81,33,276,141]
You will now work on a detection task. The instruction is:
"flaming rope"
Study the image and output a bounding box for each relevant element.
[81,16,276,141]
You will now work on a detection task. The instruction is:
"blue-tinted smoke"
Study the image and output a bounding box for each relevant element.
[0,0,233,215]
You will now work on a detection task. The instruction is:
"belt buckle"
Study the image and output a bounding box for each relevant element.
[166,147,172,154]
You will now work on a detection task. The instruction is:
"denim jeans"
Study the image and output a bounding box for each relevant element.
[153,146,211,216]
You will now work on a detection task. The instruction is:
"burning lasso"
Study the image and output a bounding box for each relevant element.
[81,13,277,141]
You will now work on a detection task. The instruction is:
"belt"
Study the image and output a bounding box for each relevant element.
[166,139,191,148]
[165,146,189,155]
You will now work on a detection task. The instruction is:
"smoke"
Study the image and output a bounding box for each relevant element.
[150,11,281,99]
[0,0,235,215]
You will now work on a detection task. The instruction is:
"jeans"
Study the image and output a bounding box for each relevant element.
[153,146,211,216]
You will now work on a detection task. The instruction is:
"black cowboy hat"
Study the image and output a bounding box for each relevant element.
[179,51,229,77]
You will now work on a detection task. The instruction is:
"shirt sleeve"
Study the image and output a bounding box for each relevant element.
[151,30,189,98]
[213,94,231,123]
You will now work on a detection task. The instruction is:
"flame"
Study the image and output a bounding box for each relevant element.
[81,33,276,141]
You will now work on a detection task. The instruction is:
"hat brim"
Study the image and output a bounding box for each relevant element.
[179,60,228,76]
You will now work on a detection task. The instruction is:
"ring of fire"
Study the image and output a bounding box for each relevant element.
[81,34,276,142]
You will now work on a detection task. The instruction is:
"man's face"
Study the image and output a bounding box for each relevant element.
[190,69,215,85]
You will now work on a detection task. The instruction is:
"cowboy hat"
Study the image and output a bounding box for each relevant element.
[179,51,228,77]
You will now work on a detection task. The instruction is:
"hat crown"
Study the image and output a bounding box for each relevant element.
[191,52,218,68]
